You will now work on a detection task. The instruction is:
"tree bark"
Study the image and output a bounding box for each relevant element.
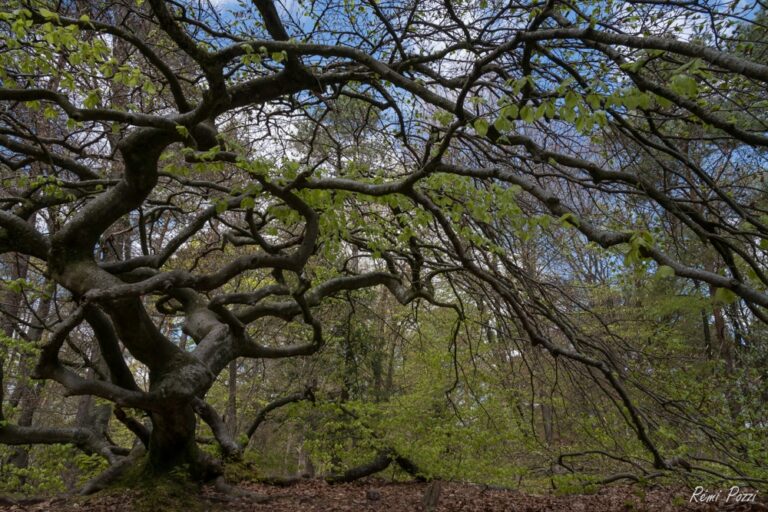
[146,404,204,475]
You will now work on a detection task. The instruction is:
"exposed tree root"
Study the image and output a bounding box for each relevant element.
[80,441,226,496]
[0,496,56,507]
[80,445,146,495]
[596,472,664,485]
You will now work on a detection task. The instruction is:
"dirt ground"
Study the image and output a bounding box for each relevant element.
[0,480,765,511]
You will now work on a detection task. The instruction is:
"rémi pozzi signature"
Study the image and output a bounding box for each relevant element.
[690,486,759,504]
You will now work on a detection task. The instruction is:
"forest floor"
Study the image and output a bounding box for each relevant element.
[0,479,765,511]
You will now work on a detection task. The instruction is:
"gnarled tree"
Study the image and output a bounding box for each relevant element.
[0,0,766,487]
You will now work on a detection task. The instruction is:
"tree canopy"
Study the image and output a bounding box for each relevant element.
[0,0,767,496]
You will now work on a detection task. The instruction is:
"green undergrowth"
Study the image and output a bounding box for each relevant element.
[221,458,261,483]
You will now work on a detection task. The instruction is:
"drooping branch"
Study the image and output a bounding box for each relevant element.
[0,133,100,180]
[408,188,671,469]
[24,9,192,112]
[0,89,177,129]
[243,387,315,442]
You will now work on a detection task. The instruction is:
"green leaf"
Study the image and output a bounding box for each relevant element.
[473,118,489,137]
[558,212,579,228]
[434,110,453,126]
[670,74,698,98]
[500,103,518,120]
[43,105,58,119]
[493,115,511,132]
[564,90,579,110]
[38,8,59,21]
[83,90,100,109]
[512,76,530,95]
[585,93,601,109]
[654,93,673,108]
[656,265,675,278]
[519,104,534,123]
[713,287,738,304]
[175,125,190,138]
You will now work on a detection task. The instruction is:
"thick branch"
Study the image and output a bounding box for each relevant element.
[0,424,118,464]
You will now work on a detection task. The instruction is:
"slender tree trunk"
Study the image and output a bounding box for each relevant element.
[701,308,713,360]
[6,290,51,472]
[341,305,355,401]
[542,403,554,445]
[225,360,237,437]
